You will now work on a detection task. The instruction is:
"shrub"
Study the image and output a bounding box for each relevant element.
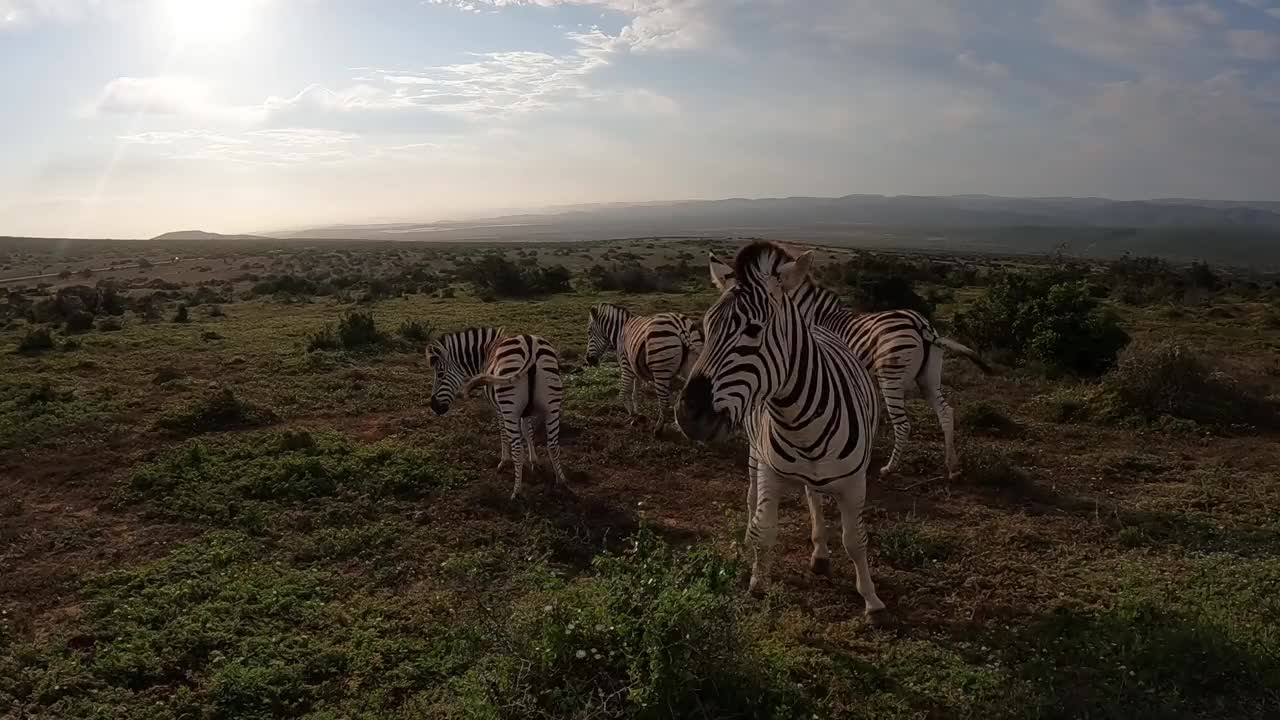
[847,276,935,317]
[962,402,1021,437]
[172,304,190,323]
[207,304,225,318]
[458,530,816,718]
[307,312,387,352]
[953,271,1129,375]
[397,319,433,343]
[1095,341,1280,433]
[156,387,278,436]
[459,255,574,298]
[16,326,54,354]
[64,309,95,333]
[97,317,123,332]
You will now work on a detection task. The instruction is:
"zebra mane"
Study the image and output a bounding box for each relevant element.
[732,240,804,287]
[591,302,632,318]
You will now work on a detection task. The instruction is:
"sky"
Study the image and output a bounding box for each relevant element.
[2,0,1280,238]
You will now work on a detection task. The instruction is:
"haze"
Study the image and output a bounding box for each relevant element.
[3,0,1280,239]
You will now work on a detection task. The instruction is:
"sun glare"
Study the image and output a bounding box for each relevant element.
[163,0,259,46]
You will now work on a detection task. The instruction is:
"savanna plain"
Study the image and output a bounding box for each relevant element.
[2,235,1279,719]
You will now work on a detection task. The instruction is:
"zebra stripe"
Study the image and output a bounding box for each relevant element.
[712,254,991,479]
[428,326,567,499]
[676,242,886,620]
[586,303,703,435]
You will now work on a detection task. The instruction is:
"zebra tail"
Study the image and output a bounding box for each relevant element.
[935,337,994,375]
[460,353,536,397]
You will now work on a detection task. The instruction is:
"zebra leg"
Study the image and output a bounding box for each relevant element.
[744,449,760,547]
[805,487,831,576]
[507,426,527,500]
[495,416,513,473]
[620,365,638,420]
[879,378,911,477]
[836,480,887,620]
[544,399,568,486]
[920,355,959,478]
[747,466,781,596]
[521,416,539,471]
[652,376,672,437]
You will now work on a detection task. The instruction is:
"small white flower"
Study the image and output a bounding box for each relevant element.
[576,649,587,659]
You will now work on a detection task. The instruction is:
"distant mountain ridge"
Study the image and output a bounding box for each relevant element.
[151,230,272,241]
[264,194,1280,242]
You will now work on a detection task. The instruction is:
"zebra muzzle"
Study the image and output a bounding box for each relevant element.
[675,375,731,442]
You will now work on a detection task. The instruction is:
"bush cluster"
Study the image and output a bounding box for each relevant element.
[954,271,1129,375]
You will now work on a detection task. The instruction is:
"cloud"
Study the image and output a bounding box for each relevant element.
[1042,0,1204,64]
[118,126,362,166]
[1270,9,1280,20]
[92,76,265,124]
[956,51,1010,80]
[1228,28,1280,59]
[0,0,97,28]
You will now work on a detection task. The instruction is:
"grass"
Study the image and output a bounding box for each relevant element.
[2,237,1280,719]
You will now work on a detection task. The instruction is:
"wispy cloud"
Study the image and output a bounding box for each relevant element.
[1229,28,1280,59]
[956,51,1010,80]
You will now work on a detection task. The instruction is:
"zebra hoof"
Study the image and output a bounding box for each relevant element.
[865,608,891,628]
[810,557,832,576]
[879,464,897,477]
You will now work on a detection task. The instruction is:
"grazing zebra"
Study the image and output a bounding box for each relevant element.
[427,327,567,499]
[676,241,886,621]
[708,253,991,479]
[585,303,704,435]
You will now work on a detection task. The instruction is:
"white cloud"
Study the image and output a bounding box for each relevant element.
[1042,0,1203,63]
[118,130,249,146]
[92,76,265,124]
[118,126,362,166]
[1185,2,1225,24]
[956,51,1009,80]
[0,0,98,28]
[1269,8,1280,20]
[1229,28,1280,59]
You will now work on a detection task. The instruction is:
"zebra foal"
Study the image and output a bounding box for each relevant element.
[585,303,703,435]
[428,327,567,499]
[676,241,887,621]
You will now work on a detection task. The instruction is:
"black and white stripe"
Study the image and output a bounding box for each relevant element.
[676,242,886,619]
[428,327,567,498]
[709,253,991,479]
[585,302,704,435]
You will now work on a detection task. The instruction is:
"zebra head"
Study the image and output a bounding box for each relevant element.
[584,304,613,367]
[676,242,813,441]
[427,327,496,415]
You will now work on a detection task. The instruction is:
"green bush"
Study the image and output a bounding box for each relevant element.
[173,303,190,323]
[460,255,574,298]
[397,319,434,343]
[953,272,1129,375]
[1095,341,1280,433]
[15,326,54,354]
[307,311,388,352]
[64,309,94,333]
[457,530,817,718]
[156,387,278,436]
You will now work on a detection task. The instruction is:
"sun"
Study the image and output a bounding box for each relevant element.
[163,0,260,46]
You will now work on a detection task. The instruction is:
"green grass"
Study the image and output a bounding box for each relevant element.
[3,238,1280,719]
[119,430,465,529]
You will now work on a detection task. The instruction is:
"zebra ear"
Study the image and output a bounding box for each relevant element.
[708,253,734,290]
[778,251,813,292]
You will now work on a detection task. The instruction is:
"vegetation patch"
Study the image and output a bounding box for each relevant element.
[121,430,464,526]
[1094,341,1280,433]
[954,271,1129,375]
[155,386,279,436]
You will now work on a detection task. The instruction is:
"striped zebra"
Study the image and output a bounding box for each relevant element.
[585,303,704,435]
[676,241,887,621]
[427,327,567,499]
[708,253,991,479]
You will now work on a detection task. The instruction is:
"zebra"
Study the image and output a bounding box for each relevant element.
[708,252,991,479]
[427,327,567,499]
[676,241,887,622]
[585,303,704,435]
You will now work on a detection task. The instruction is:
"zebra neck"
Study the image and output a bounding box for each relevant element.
[463,333,501,377]
[768,305,820,420]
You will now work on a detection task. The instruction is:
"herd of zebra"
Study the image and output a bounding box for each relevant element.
[426,240,990,622]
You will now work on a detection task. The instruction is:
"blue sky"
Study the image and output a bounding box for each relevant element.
[2,0,1279,237]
